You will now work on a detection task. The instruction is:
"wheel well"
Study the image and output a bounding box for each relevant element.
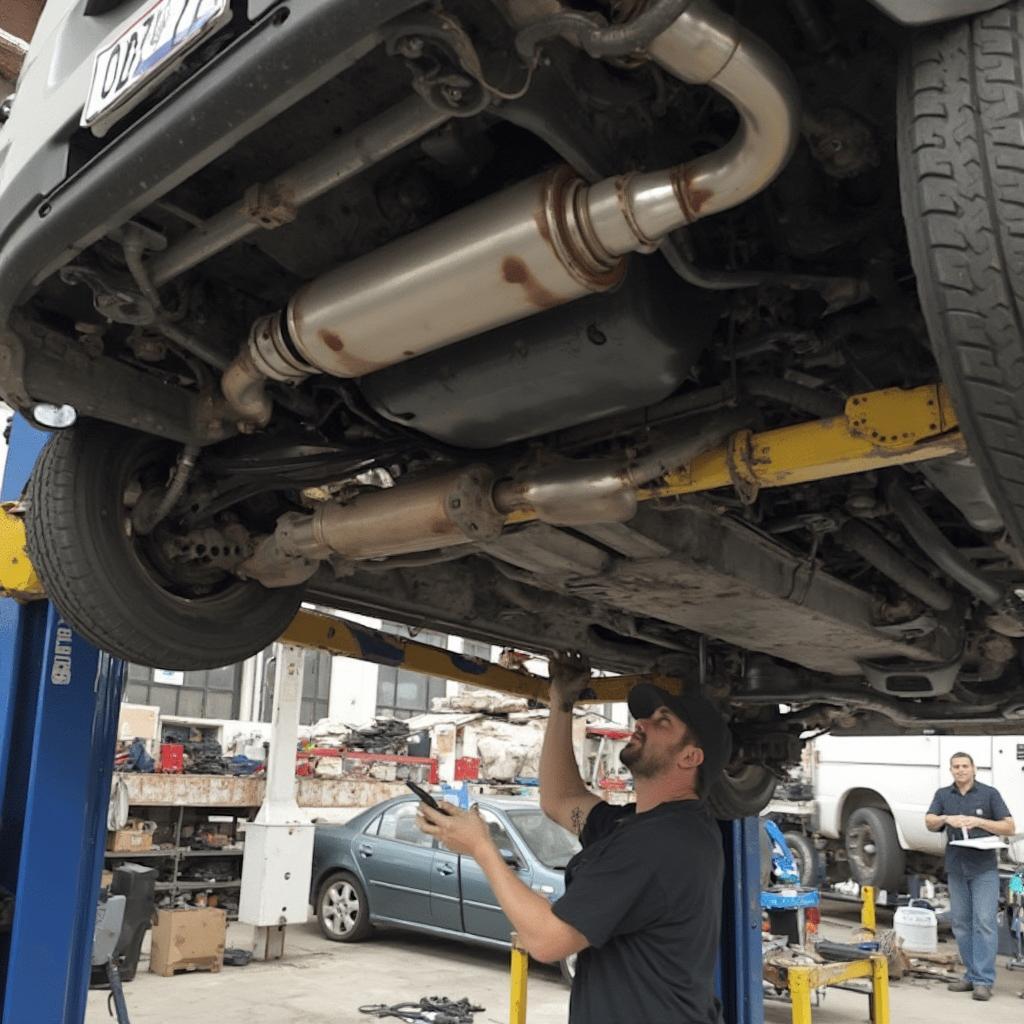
[310,865,345,910]
[839,788,891,828]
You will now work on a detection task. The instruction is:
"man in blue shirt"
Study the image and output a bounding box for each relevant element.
[925,752,1015,1001]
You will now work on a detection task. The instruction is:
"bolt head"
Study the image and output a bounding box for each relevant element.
[398,36,424,57]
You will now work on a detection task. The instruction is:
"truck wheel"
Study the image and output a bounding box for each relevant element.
[898,2,1024,548]
[706,765,777,820]
[25,420,303,669]
[783,831,819,887]
[844,806,905,894]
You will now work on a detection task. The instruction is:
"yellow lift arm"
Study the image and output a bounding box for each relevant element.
[0,504,43,601]
[645,382,961,504]
[281,609,670,705]
[499,382,961,522]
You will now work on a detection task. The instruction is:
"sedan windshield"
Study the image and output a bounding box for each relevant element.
[508,810,581,869]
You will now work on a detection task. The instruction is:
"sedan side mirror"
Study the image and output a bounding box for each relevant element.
[499,847,522,869]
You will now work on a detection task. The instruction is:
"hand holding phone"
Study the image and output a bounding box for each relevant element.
[406,780,442,810]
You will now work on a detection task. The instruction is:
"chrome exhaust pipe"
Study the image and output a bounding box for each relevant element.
[222,0,799,426]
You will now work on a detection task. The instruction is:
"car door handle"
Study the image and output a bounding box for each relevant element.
[357,843,374,858]
[436,862,455,876]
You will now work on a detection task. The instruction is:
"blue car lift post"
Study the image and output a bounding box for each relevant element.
[0,415,126,1023]
[0,414,763,1023]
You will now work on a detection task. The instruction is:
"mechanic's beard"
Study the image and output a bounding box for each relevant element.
[620,741,670,780]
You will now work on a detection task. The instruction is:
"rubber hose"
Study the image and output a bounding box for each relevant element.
[515,0,695,60]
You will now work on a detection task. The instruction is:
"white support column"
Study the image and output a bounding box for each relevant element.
[238,654,259,723]
[238,645,314,959]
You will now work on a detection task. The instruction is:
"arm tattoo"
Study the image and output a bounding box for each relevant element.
[571,805,585,837]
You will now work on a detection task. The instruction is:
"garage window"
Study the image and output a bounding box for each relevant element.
[123,662,242,719]
[301,649,332,725]
[376,622,448,719]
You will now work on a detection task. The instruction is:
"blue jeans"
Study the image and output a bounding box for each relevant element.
[947,857,1000,987]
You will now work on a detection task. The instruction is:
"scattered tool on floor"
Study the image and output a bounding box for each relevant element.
[358,996,484,1023]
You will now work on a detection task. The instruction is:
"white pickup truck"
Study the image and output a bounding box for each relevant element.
[772,733,1024,895]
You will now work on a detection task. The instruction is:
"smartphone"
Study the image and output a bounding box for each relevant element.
[406,780,441,810]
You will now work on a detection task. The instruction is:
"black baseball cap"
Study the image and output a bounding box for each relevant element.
[627,683,733,792]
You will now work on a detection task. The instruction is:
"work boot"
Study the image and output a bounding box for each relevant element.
[947,980,973,992]
[972,986,992,1001]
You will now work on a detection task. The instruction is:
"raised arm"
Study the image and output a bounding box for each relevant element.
[539,652,602,837]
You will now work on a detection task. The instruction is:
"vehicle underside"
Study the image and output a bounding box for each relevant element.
[4,0,1024,815]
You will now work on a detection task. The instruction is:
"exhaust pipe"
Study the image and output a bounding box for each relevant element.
[222,0,799,427]
[240,414,742,584]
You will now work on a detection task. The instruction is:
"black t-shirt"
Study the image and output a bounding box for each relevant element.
[926,781,1012,870]
[552,799,725,1024]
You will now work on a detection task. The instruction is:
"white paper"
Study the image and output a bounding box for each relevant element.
[949,836,1005,850]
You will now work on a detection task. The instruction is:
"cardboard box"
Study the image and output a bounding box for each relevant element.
[116,703,161,743]
[150,908,226,977]
[107,828,153,853]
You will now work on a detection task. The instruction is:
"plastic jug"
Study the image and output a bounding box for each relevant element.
[894,900,938,954]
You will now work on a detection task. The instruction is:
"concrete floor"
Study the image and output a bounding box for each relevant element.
[86,904,1024,1024]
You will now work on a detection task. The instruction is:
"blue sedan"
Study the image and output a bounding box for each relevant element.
[310,794,581,980]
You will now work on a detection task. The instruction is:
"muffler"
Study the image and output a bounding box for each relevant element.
[222,0,799,427]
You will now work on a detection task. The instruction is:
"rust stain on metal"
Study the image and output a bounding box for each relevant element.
[119,772,415,810]
[122,773,263,807]
[311,328,387,376]
[672,166,713,222]
[501,256,560,309]
[318,329,345,353]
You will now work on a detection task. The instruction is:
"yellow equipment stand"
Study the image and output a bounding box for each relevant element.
[786,954,890,1024]
[861,885,876,933]
[509,933,529,1024]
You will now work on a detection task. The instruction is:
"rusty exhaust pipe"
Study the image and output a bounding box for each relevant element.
[240,415,742,584]
[222,0,799,427]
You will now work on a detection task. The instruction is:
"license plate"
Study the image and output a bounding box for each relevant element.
[81,0,231,131]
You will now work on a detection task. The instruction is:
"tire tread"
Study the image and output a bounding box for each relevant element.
[899,2,1024,547]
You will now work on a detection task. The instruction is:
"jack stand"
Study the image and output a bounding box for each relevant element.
[238,644,314,961]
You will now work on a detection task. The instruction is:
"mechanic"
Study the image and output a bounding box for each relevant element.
[417,654,731,1023]
[925,751,1016,1002]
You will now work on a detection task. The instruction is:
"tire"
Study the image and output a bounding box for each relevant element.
[783,831,819,888]
[843,806,905,894]
[898,2,1024,549]
[706,764,777,820]
[317,870,373,942]
[559,953,577,986]
[25,420,303,669]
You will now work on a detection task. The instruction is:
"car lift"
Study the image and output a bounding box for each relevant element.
[0,382,953,1022]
